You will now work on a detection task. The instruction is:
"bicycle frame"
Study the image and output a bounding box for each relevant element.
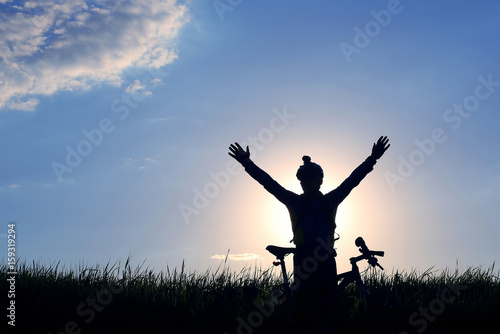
[266,237,384,301]
[265,245,295,297]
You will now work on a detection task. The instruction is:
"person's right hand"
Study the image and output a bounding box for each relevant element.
[228,142,250,164]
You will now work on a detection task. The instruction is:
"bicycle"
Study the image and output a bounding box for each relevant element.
[266,237,385,330]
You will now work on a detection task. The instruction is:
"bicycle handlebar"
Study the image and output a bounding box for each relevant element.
[351,237,385,270]
[355,236,367,250]
[267,237,385,270]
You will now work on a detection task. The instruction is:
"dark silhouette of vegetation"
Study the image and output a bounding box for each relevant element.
[1,258,499,333]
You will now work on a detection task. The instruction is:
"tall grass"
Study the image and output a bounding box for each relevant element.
[2,257,280,333]
[1,258,499,333]
[340,264,500,333]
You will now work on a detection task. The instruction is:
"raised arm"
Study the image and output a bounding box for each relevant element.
[228,142,298,205]
[327,136,390,204]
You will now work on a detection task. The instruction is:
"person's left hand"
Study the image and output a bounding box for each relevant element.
[371,136,390,160]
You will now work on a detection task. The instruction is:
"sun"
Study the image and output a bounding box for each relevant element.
[261,177,357,246]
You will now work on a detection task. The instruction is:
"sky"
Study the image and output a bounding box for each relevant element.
[1,0,499,277]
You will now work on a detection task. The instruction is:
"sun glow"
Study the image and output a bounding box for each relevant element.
[261,177,357,248]
[265,199,294,246]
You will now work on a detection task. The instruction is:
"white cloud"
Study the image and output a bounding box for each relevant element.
[5,97,39,112]
[211,253,261,261]
[146,116,172,125]
[125,80,153,99]
[0,0,189,111]
[144,157,158,163]
[122,156,159,170]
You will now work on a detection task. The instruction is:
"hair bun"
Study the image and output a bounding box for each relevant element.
[302,156,311,164]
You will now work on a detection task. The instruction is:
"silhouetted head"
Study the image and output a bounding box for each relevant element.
[296,156,323,194]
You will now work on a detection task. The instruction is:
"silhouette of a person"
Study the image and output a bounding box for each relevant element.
[228,136,390,317]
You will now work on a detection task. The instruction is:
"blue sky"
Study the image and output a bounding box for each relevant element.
[1,0,499,276]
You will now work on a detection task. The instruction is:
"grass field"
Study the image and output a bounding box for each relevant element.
[2,258,499,334]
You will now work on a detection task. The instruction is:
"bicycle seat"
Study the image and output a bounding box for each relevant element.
[266,245,296,259]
